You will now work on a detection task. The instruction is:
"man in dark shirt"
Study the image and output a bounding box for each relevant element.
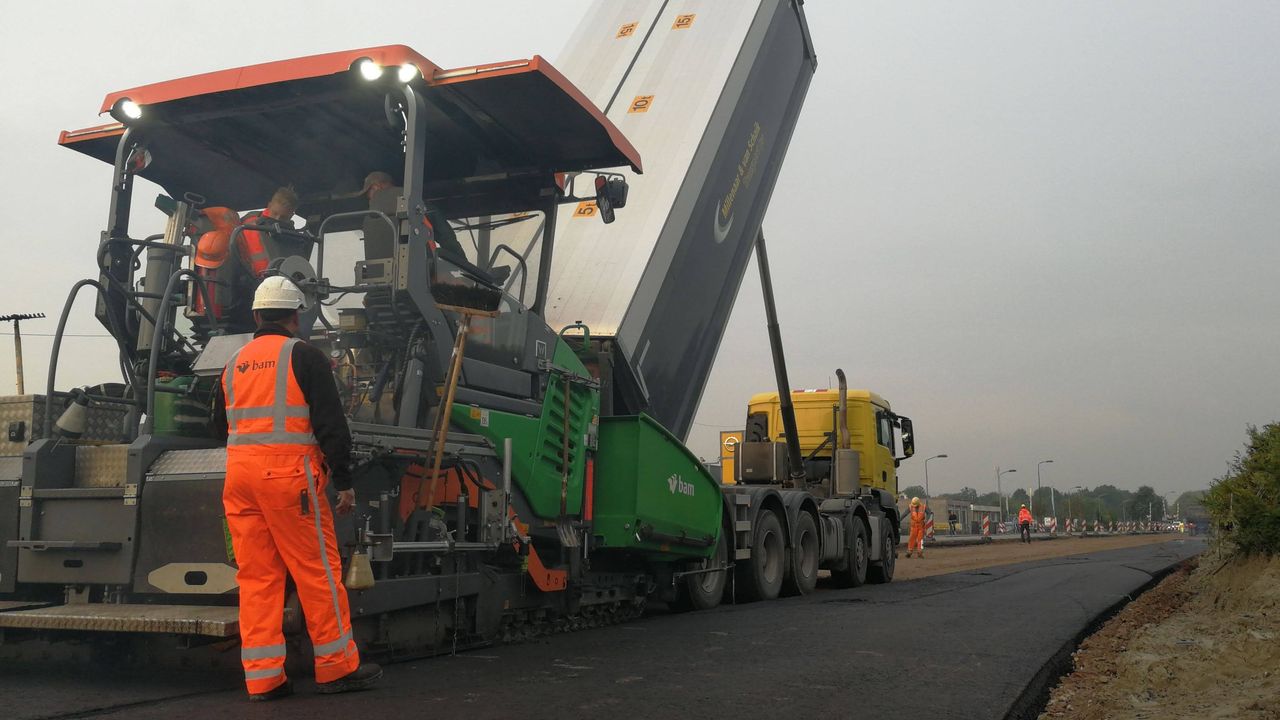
[358,170,469,263]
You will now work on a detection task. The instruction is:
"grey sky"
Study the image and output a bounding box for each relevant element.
[1,2,1276,498]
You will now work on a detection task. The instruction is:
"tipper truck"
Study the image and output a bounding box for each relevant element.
[0,0,906,662]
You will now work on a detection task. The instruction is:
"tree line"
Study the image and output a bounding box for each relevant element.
[900,483,1201,523]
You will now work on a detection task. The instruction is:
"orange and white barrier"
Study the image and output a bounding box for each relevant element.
[1048,517,1058,535]
[925,515,935,540]
[982,516,991,537]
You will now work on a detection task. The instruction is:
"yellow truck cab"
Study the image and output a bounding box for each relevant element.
[738,389,913,496]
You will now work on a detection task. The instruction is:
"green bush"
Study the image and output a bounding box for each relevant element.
[1204,423,1280,555]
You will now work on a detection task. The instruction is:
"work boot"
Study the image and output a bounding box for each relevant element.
[249,680,294,702]
[317,663,383,694]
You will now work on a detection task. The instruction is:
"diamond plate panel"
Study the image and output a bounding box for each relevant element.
[0,395,129,457]
[74,445,130,488]
[0,603,238,636]
[0,456,21,480]
[147,448,227,477]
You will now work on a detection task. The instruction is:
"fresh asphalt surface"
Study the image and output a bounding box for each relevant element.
[2,538,1204,720]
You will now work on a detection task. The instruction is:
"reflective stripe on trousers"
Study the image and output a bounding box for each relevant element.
[223,448,360,692]
[305,456,358,673]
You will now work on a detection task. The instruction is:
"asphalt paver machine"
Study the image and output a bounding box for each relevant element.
[0,1,903,663]
[0,44,729,657]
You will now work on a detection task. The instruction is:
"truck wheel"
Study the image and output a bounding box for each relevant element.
[831,517,869,588]
[782,511,819,596]
[673,531,729,612]
[867,522,895,584]
[735,509,785,602]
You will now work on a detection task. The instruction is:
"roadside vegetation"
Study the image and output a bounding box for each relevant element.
[1205,422,1280,556]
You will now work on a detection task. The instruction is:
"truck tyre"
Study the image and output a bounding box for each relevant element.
[782,511,819,596]
[831,517,869,588]
[735,509,785,602]
[673,531,729,612]
[867,522,895,584]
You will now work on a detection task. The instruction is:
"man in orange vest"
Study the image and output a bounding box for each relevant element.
[211,276,381,701]
[905,496,926,558]
[1018,503,1034,544]
[191,207,242,333]
[239,187,298,278]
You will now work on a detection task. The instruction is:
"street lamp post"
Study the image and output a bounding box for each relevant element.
[1068,485,1083,532]
[924,454,948,498]
[996,467,1017,522]
[1035,459,1054,518]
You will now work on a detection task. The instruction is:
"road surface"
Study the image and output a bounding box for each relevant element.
[2,538,1205,720]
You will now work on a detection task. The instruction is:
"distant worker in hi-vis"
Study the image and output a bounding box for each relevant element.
[1018,504,1034,544]
[212,276,382,701]
[905,497,927,558]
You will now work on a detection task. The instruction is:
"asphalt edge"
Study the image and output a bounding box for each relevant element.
[1000,550,1199,720]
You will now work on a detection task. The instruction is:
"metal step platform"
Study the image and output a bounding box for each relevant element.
[0,603,238,636]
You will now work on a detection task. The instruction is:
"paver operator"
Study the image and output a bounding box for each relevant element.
[1018,504,1034,544]
[906,497,926,558]
[211,276,382,701]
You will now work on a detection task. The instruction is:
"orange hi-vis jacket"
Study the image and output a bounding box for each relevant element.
[221,334,358,694]
[237,209,277,278]
[1018,507,1034,524]
[224,334,321,454]
[192,207,241,320]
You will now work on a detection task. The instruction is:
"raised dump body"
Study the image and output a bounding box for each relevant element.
[489,0,816,440]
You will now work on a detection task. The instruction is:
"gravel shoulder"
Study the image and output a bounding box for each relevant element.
[1040,550,1280,720]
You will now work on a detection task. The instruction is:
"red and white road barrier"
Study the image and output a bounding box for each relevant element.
[1048,517,1058,535]
[982,516,991,537]
[925,515,935,540]
[1110,521,1117,533]
[1092,520,1100,533]
[998,522,1008,534]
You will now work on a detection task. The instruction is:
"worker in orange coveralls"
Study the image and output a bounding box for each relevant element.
[211,276,381,702]
[905,496,927,558]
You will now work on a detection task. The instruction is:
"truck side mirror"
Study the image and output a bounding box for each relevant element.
[898,416,915,458]
[594,175,629,224]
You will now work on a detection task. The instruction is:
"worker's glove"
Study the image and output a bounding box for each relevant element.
[336,488,356,515]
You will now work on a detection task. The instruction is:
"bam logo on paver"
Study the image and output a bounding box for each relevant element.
[667,474,695,497]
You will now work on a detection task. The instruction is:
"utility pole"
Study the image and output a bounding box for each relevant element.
[1,313,45,395]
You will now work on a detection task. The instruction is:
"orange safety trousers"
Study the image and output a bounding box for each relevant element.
[908,509,926,553]
[223,335,359,694]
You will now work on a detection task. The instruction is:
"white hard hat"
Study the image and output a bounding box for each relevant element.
[252,275,306,311]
